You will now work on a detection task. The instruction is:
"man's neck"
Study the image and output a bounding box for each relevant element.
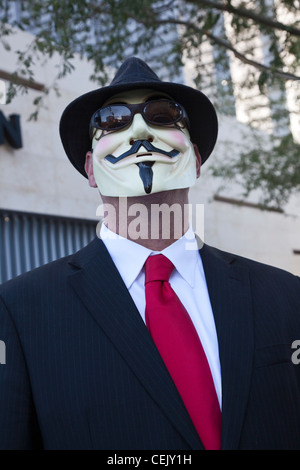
[100,188,190,251]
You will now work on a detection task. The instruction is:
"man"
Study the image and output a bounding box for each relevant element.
[0,57,299,450]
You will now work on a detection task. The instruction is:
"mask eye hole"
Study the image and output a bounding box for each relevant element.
[144,101,182,125]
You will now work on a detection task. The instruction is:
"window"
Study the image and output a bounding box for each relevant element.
[0,210,96,283]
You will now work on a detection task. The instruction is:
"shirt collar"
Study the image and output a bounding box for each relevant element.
[100,223,151,289]
[159,227,199,288]
[100,223,200,289]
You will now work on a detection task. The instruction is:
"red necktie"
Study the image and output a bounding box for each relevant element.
[144,254,221,450]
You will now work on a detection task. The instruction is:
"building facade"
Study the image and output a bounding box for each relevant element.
[0,27,299,283]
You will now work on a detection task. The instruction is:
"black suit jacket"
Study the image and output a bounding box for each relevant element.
[0,237,300,450]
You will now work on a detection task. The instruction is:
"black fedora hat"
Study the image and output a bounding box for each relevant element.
[59,57,218,177]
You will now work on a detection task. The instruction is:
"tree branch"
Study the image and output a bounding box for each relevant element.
[205,29,300,81]
[186,0,300,37]
[140,16,300,81]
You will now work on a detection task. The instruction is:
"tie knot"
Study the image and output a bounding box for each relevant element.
[145,254,174,284]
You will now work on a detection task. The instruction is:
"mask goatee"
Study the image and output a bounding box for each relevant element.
[136,161,154,194]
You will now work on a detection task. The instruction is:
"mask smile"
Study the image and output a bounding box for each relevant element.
[104,139,180,164]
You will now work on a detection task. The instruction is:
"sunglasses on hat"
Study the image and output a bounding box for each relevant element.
[89,99,190,138]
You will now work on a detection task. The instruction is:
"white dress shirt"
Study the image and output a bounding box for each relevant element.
[100,223,222,408]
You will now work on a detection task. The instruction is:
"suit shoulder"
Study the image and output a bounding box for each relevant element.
[0,237,104,302]
[235,252,299,285]
[202,244,300,288]
[0,252,73,300]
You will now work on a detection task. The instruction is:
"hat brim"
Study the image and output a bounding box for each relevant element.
[59,80,218,178]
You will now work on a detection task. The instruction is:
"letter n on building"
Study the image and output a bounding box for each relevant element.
[0,111,23,149]
[0,340,6,365]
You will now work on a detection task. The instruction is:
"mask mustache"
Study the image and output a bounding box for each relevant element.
[104,139,180,164]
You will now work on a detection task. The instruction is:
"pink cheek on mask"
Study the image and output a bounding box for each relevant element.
[94,136,115,156]
[165,130,187,148]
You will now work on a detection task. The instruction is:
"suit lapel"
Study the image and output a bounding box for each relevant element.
[67,238,203,450]
[200,244,254,450]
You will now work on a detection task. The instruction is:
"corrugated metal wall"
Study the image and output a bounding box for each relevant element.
[0,210,97,283]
